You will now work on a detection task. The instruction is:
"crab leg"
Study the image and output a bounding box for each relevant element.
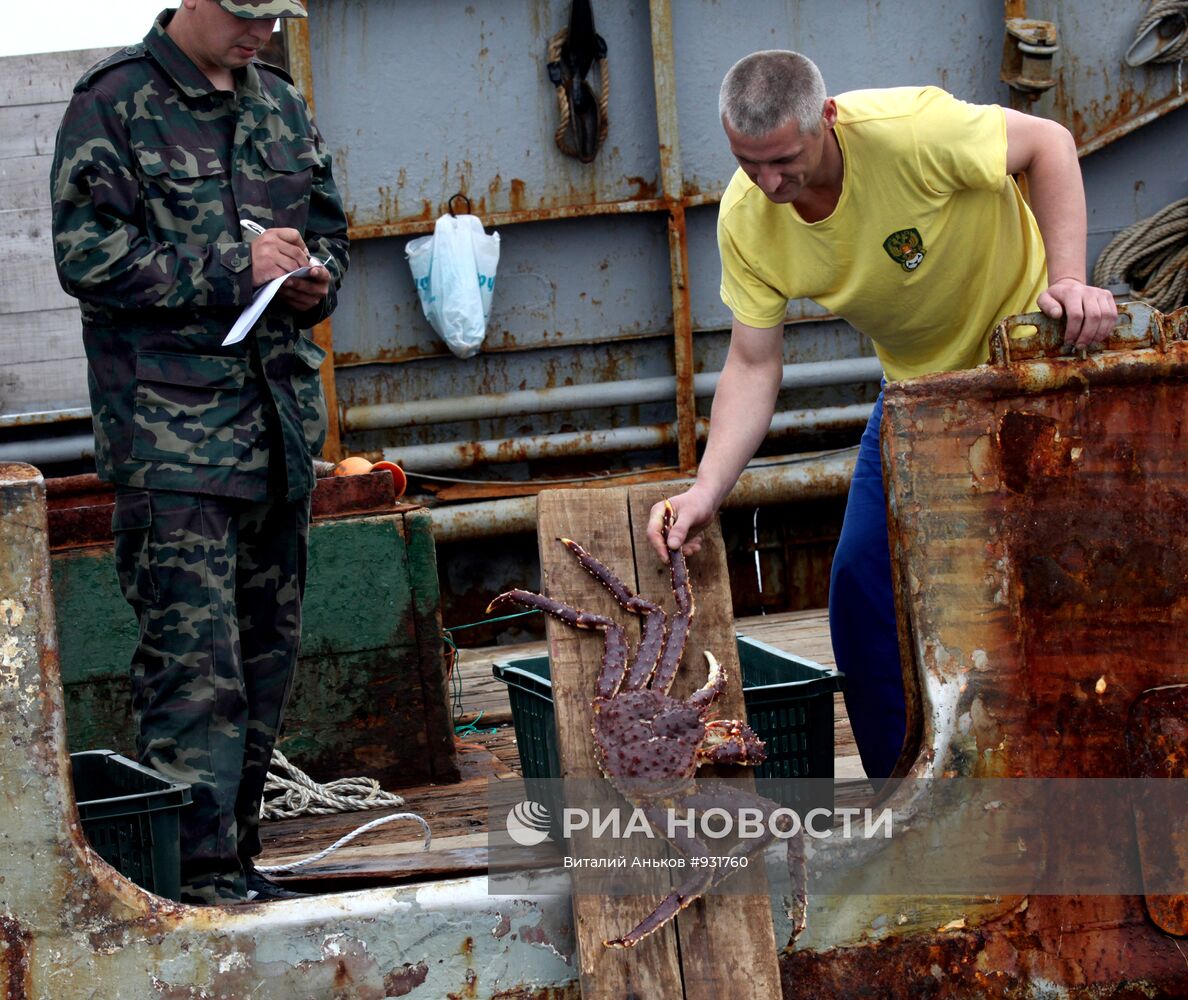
[559,537,669,691]
[604,802,716,949]
[486,589,629,699]
[650,536,694,694]
[606,783,786,949]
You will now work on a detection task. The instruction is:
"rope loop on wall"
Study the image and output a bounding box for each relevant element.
[547,26,610,163]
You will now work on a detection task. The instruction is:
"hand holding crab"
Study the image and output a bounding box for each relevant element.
[488,502,799,947]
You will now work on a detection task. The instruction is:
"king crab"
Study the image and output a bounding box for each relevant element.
[489,503,803,948]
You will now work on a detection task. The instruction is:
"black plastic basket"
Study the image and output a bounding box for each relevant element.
[493,635,843,784]
[71,750,192,901]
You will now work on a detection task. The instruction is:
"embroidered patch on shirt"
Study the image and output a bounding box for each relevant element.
[883,228,927,272]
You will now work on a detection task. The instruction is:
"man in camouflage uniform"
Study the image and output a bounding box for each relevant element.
[51,0,349,904]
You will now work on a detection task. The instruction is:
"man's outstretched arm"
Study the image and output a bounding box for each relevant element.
[647,317,785,561]
[1004,108,1117,349]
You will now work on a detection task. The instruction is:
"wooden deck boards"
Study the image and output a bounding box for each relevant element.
[258,606,874,885]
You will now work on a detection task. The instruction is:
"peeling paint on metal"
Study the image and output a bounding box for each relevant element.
[0,913,32,1000]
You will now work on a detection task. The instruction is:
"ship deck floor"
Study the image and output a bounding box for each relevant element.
[258,608,874,890]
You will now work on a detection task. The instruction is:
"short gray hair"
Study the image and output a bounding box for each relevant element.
[719,50,828,137]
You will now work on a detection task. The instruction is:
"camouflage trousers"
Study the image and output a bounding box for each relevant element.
[112,488,310,903]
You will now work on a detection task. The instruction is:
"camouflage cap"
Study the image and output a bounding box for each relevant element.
[218,0,308,18]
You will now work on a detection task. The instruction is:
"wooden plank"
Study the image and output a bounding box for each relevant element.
[1,306,83,368]
[0,356,89,413]
[626,484,782,1000]
[536,488,685,1000]
[0,102,68,160]
[257,738,513,883]
[0,154,53,211]
[0,48,111,108]
[0,248,75,315]
[454,636,548,725]
[738,608,836,668]
[0,205,53,248]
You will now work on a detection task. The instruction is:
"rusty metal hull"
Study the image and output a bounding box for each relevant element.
[0,464,577,1000]
[780,307,1188,996]
[7,297,1188,996]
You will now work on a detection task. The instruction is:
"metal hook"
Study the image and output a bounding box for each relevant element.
[447,192,472,218]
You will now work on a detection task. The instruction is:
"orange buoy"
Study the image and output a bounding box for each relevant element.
[332,456,373,476]
[371,460,407,498]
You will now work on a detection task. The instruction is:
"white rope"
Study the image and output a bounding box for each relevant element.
[255,748,432,874]
[255,810,432,874]
[261,748,409,819]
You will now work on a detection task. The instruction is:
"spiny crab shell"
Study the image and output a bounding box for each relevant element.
[487,502,779,948]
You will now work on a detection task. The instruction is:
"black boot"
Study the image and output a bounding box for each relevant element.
[244,865,309,901]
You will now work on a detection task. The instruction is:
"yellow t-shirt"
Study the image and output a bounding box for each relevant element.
[718,86,1048,380]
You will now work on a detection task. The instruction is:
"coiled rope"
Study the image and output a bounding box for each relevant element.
[548,27,610,161]
[255,748,431,874]
[1093,198,1188,312]
[261,748,407,818]
[1127,0,1188,65]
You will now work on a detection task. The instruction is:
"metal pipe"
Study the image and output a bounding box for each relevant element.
[428,450,857,542]
[344,356,883,432]
[0,407,91,429]
[384,403,873,472]
[0,434,94,465]
[647,0,698,473]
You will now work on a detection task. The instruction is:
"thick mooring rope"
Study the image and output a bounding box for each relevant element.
[1130,0,1188,64]
[1093,198,1188,312]
[255,749,432,874]
[548,27,610,160]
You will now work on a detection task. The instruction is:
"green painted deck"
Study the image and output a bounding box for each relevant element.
[52,503,459,788]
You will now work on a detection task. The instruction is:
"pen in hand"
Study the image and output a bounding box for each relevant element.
[240,218,332,269]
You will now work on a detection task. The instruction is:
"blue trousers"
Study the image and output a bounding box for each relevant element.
[828,391,907,779]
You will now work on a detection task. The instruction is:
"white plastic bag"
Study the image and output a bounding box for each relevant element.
[406,213,500,359]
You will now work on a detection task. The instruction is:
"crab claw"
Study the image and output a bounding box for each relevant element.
[661,498,676,542]
[699,719,768,766]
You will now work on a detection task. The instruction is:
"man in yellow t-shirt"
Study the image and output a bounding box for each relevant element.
[646,50,1117,781]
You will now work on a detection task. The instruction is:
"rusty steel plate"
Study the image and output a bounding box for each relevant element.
[1127,685,1188,937]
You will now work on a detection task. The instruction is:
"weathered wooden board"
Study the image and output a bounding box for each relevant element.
[0,102,67,161]
[0,48,98,417]
[0,246,76,315]
[1,205,54,249]
[537,487,781,1000]
[1,306,84,367]
[258,739,513,884]
[627,483,783,1000]
[0,355,88,413]
[537,488,685,1000]
[0,154,54,210]
[0,47,111,107]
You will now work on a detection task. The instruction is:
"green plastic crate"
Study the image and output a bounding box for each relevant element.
[492,635,843,783]
[71,750,192,901]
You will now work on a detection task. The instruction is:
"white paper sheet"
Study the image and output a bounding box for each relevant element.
[222,262,318,346]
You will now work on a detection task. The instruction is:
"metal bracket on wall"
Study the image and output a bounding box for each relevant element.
[1001,18,1059,99]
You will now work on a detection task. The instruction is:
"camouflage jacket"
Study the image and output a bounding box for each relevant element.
[51,11,349,501]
